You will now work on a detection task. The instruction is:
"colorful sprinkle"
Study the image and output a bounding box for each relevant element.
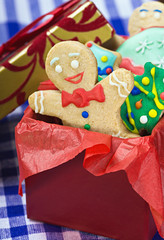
[142,77,150,85]
[101,56,108,62]
[135,99,143,109]
[106,67,112,74]
[84,124,90,130]
[149,109,157,118]
[160,92,164,100]
[82,111,89,118]
[131,86,141,96]
[140,115,148,124]
[86,42,92,48]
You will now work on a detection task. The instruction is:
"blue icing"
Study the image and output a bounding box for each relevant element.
[131,86,141,95]
[126,112,135,120]
[89,43,117,78]
[98,66,113,77]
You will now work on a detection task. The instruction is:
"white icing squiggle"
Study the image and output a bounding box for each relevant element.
[34,91,44,114]
[34,92,39,113]
[136,40,153,54]
[157,38,164,48]
[112,131,121,137]
[112,131,127,139]
[153,56,164,69]
[68,53,80,57]
[109,72,130,98]
[40,91,44,114]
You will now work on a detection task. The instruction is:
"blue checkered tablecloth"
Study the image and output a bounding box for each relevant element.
[0,0,163,239]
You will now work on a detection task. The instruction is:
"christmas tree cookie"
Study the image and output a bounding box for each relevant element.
[121,62,164,136]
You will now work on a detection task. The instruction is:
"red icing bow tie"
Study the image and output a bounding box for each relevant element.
[62,84,105,108]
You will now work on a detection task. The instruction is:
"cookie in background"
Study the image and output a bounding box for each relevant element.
[116,1,164,74]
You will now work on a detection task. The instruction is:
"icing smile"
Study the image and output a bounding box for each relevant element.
[64,72,84,84]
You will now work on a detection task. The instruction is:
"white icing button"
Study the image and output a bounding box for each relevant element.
[140,11,146,18]
[140,115,148,124]
[71,60,79,69]
[55,65,62,73]
[154,12,160,19]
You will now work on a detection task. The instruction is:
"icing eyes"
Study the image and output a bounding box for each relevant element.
[50,57,62,73]
[55,64,62,73]
[154,9,162,19]
[71,60,79,69]
[139,9,148,18]
[139,9,162,19]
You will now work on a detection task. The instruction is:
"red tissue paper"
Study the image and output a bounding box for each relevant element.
[15,105,164,239]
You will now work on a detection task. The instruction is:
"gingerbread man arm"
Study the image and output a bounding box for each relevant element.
[28,90,64,119]
[100,68,134,104]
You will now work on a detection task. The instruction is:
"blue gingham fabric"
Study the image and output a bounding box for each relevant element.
[0,0,163,239]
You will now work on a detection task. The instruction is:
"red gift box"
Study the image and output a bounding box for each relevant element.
[0,0,114,119]
[15,105,164,239]
[25,152,156,240]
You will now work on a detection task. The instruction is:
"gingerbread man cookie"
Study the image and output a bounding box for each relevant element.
[117,1,164,74]
[28,41,138,138]
[85,41,121,79]
[128,1,164,37]
[121,62,164,136]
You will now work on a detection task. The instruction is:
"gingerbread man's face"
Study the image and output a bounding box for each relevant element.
[128,1,164,36]
[46,41,98,93]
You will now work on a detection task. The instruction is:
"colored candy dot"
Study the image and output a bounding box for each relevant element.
[140,115,148,124]
[84,124,90,130]
[135,99,142,109]
[101,56,108,62]
[126,112,134,120]
[106,67,113,74]
[142,77,150,86]
[131,112,135,119]
[149,109,157,118]
[131,86,141,96]
[82,111,89,118]
[86,42,92,48]
[160,92,164,100]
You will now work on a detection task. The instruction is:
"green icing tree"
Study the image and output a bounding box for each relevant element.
[121,62,164,135]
